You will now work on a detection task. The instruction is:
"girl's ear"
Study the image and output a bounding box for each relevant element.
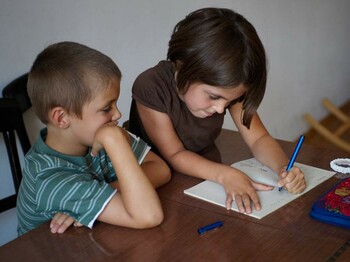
[50,106,70,129]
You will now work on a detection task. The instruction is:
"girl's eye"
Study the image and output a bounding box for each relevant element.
[209,95,220,100]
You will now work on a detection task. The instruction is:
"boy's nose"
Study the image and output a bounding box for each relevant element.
[112,108,122,121]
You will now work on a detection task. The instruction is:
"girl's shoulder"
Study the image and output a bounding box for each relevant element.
[133,61,177,100]
[135,61,174,86]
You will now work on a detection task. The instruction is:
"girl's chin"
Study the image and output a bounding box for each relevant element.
[192,112,212,118]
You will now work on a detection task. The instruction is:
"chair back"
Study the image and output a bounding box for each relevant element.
[2,73,31,113]
[304,98,350,153]
[0,98,31,212]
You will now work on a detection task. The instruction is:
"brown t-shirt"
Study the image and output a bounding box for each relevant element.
[130,61,226,161]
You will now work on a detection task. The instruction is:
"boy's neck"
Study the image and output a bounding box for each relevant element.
[45,126,88,157]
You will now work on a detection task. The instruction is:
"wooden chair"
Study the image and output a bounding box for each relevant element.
[304,98,350,153]
[2,73,31,113]
[1,73,31,212]
[0,98,31,212]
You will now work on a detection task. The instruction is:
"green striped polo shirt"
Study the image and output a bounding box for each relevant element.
[17,128,150,236]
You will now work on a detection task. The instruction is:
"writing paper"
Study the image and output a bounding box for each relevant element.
[184,158,335,219]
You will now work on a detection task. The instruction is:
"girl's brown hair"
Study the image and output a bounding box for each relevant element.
[167,8,267,128]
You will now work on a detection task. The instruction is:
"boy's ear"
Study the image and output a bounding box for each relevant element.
[50,106,70,128]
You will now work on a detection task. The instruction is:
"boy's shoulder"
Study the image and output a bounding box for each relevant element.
[26,128,58,160]
[24,128,86,175]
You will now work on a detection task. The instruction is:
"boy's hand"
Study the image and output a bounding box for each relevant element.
[90,122,129,157]
[50,213,82,233]
[278,166,306,194]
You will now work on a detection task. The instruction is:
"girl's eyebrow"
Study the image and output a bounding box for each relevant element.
[208,91,230,101]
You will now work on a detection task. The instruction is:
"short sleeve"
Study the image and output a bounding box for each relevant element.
[35,170,116,228]
[128,131,151,163]
[132,61,177,114]
[130,61,224,155]
[97,131,150,182]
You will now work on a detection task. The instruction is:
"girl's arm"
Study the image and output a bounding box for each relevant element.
[230,102,306,193]
[136,102,273,214]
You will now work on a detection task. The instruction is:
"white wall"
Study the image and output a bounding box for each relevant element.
[1,0,350,244]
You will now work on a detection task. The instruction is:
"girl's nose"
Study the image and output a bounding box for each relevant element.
[213,102,225,114]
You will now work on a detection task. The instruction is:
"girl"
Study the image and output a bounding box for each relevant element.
[129,7,306,214]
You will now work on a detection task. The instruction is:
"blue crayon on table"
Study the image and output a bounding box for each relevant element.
[279,135,305,191]
[197,221,224,235]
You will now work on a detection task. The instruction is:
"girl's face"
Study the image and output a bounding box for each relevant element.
[69,77,122,148]
[179,82,246,118]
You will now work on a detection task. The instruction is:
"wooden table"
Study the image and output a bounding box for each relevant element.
[1,129,349,262]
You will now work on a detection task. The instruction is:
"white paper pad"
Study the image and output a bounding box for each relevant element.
[184,158,335,219]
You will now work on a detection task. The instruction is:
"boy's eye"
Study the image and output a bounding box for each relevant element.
[102,106,111,113]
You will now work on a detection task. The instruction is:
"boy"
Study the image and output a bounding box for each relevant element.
[16,41,171,236]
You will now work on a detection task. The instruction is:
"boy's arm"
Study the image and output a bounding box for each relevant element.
[49,128,169,233]
[140,150,171,188]
[92,123,163,229]
[125,131,171,189]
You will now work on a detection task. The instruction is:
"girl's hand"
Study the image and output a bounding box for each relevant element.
[278,166,306,194]
[222,168,274,214]
[50,213,83,234]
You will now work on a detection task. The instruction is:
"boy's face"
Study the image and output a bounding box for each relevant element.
[69,78,122,148]
[179,82,246,118]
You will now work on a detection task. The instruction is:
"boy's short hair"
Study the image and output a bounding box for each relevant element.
[167,8,267,128]
[28,41,122,124]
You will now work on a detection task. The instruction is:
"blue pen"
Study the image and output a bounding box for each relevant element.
[197,221,224,235]
[278,135,305,191]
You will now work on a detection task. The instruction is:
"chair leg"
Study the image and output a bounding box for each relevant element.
[322,98,350,123]
[3,131,22,193]
[0,195,16,213]
[304,113,350,153]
